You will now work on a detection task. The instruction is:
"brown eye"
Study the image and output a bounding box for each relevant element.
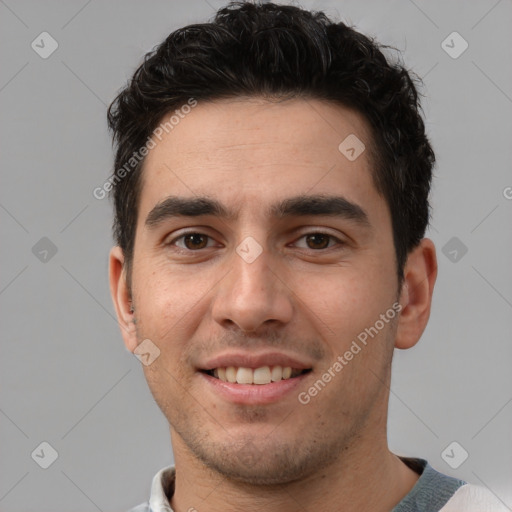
[292,232,343,251]
[170,233,211,251]
[305,233,331,249]
[182,233,209,250]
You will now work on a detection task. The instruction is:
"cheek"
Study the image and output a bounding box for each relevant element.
[133,261,212,349]
[297,263,397,352]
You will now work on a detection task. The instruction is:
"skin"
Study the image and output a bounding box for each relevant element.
[110,97,437,512]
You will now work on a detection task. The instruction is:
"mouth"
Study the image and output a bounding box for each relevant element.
[201,366,312,385]
[197,351,315,404]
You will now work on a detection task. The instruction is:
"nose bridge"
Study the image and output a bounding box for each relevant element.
[212,238,293,332]
[234,242,274,295]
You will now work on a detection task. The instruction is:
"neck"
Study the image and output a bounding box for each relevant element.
[169,431,419,512]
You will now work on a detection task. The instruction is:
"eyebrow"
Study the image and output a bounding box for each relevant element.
[145,194,370,228]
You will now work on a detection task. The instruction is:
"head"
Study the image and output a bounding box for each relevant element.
[108,2,437,485]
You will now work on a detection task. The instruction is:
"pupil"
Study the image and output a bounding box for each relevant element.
[307,234,329,249]
[185,234,207,249]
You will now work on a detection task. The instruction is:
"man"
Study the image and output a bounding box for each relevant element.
[107,2,506,510]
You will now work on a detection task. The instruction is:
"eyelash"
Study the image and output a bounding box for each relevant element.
[167,231,345,252]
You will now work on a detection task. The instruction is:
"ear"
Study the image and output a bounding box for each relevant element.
[395,238,437,350]
[109,246,138,352]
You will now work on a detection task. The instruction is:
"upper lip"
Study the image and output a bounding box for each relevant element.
[199,351,314,371]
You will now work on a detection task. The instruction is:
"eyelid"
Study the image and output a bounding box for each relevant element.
[164,228,221,248]
[291,230,346,250]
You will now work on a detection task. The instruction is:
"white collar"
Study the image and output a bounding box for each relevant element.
[148,466,175,512]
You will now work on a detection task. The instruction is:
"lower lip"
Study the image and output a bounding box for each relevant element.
[199,372,310,405]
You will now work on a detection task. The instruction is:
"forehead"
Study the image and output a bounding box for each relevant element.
[137,97,383,224]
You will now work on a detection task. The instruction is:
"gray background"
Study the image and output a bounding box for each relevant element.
[1,0,511,510]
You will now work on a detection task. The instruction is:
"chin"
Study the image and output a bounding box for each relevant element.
[201,448,312,486]
[179,426,343,486]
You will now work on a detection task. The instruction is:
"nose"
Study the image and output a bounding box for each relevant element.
[211,244,294,333]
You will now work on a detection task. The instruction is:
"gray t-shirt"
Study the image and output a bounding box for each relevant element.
[392,458,464,511]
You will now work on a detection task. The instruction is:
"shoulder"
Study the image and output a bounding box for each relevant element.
[440,483,510,512]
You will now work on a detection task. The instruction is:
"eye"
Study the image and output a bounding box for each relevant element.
[171,232,217,250]
[293,232,342,250]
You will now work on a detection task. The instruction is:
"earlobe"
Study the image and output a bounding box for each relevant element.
[109,246,138,352]
[395,238,437,350]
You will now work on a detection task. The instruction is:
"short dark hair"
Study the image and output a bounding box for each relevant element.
[107,1,434,288]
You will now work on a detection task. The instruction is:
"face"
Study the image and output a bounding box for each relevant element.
[111,97,423,485]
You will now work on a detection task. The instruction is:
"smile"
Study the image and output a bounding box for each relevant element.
[204,366,311,385]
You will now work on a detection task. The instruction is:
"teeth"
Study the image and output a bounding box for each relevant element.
[217,367,226,382]
[236,367,253,384]
[271,366,282,381]
[225,366,237,383]
[253,366,271,385]
[211,365,304,384]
